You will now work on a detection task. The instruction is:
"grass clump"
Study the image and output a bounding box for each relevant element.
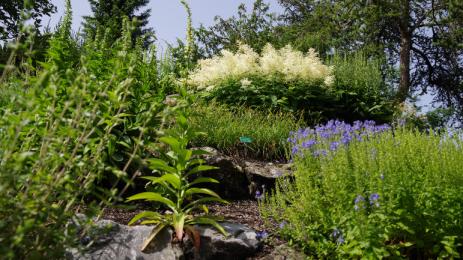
[189,102,303,161]
[262,121,463,259]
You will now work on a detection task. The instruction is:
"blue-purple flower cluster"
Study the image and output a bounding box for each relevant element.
[288,120,391,158]
[354,193,380,211]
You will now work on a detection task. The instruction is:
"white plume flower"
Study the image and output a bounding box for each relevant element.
[189,43,334,89]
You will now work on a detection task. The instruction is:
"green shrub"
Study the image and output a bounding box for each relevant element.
[189,102,303,161]
[262,121,463,259]
[329,52,395,123]
[188,44,394,124]
[0,4,167,258]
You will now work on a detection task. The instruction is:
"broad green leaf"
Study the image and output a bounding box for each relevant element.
[140,220,163,225]
[141,224,166,252]
[186,158,205,168]
[128,211,163,225]
[142,174,181,189]
[177,115,188,128]
[127,192,176,209]
[184,197,228,213]
[147,158,177,174]
[185,188,221,198]
[159,136,181,153]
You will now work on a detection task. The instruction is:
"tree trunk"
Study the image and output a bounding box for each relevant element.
[397,0,411,103]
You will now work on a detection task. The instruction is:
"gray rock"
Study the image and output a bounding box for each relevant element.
[196,147,292,200]
[244,161,292,197]
[185,222,263,260]
[68,219,263,260]
[68,220,184,260]
[196,147,250,199]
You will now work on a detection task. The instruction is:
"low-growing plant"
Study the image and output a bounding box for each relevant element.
[189,102,303,161]
[262,120,463,259]
[127,98,228,251]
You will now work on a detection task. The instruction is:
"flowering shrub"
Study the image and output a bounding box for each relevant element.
[189,44,394,124]
[189,43,334,90]
[262,121,463,258]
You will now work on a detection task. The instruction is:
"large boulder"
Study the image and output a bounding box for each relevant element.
[68,219,262,260]
[185,222,262,260]
[67,219,184,260]
[196,147,292,200]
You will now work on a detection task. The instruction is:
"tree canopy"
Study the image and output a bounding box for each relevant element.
[0,0,56,41]
[82,0,154,46]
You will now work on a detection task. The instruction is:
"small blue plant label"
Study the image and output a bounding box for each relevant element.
[239,136,253,143]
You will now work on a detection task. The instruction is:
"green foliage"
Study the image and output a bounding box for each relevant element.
[196,0,277,57]
[189,102,303,161]
[277,0,463,110]
[329,52,395,123]
[194,48,394,124]
[127,98,228,251]
[0,4,166,258]
[262,124,463,258]
[0,0,56,41]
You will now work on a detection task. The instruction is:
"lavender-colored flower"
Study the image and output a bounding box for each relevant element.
[279,221,288,229]
[330,141,340,151]
[302,139,317,149]
[380,173,385,180]
[341,133,352,144]
[291,145,299,155]
[255,190,264,200]
[331,228,345,244]
[313,150,327,157]
[369,193,380,207]
[256,231,269,240]
[320,131,332,139]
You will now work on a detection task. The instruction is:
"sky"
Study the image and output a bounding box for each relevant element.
[48,0,283,51]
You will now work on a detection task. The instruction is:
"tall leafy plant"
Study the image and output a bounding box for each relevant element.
[127,94,228,251]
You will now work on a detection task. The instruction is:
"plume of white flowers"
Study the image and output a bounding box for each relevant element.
[189,43,334,91]
[189,44,259,90]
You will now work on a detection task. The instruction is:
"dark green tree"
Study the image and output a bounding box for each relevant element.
[196,0,277,57]
[0,0,56,41]
[82,0,154,46]
[277,0,463,110]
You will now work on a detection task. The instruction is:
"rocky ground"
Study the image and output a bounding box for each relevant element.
[93,148,305,259]
[101,200,287,259]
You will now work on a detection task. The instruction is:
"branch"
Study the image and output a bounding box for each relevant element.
[410,45,436,86]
